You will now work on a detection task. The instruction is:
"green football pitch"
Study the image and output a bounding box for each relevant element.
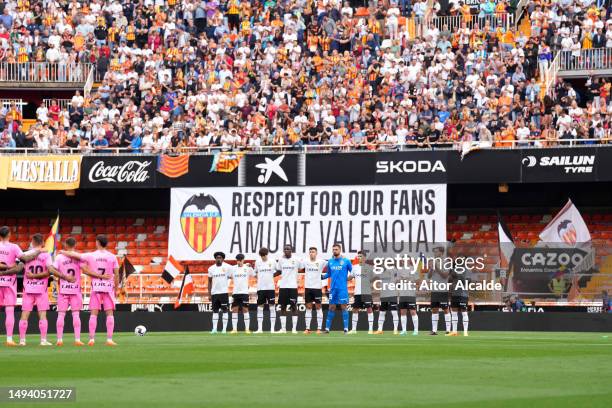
[1,331,610,408]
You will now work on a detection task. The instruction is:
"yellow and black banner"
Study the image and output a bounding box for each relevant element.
[0,155,82,190]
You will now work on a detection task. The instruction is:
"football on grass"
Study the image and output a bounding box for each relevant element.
[135,325,147,336]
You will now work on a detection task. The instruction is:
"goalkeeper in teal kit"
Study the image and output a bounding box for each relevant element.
[322,244,353,333]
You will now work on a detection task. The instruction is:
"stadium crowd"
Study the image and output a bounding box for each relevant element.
[0,0,610,152]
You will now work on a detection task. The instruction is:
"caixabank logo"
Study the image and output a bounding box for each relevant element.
[180,194,222,253]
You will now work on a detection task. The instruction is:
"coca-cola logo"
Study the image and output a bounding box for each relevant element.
[88,160,152,183]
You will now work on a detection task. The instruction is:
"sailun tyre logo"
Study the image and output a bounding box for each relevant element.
[522,155,595,173]
[180,194,222,253]
[522,156,537,167]
[89,160,152,183]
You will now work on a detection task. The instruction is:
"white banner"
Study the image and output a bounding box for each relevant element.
[169,185,446,260]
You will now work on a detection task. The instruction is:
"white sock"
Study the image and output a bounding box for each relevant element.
[431,313,439,333]
[378,311,386,331]
[270,307,276,332]
[257,307,264,330]
[367,312,373,331]
[212,312,219,331]
[7,336,13,342]
[451,311,458,332]
[316,309,323,330]
[281,315,287,330]
[222,313,228,332]
[444,312,451,332]
[391,310,399,331]
[305,310,312,330]
[232,314,238,331]
[412,314,419,333]
[243,311,250,331]
[401,314,407,331]
[462,311,469,333]
[291,315,297,331]
[352,312,359,331]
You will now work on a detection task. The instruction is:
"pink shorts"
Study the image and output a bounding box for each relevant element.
[0,286,17,307]
[89,292,115,311]
[57,293,83,312]
[22,292,50,312]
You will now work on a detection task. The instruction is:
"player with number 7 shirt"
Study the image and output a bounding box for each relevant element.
[59,234,119,346]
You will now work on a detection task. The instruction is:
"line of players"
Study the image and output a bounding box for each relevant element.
[207,244,470,336]
[0,228,120,347]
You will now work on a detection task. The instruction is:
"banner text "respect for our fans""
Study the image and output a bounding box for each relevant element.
[231,190,437,217]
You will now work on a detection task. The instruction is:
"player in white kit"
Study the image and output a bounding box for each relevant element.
[208,252,231,334]
[253,247,277,333]
[349,251,374,334]
[275,245,304,334]
[228,254,254,333]
[302,247,327,334]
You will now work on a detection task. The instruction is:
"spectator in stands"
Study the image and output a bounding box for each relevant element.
[506,295,525,312]
[0,0,605,153]
[603,290,611,313]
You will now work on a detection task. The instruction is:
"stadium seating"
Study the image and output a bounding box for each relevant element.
[2,212,610,304]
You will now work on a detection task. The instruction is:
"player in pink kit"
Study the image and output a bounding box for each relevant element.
[54,237,100,347]
[0,226,40,347]
[19,234,75,346]
[62,234,119,346]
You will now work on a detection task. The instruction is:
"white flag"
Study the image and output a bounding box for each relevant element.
[539,199,591,245]
[497,218,514,269]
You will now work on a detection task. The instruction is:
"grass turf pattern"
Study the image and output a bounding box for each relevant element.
[1,331,610,408]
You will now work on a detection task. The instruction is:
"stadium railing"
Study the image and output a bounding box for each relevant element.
[428,13,514,32]
[0,137,610,155]
[42,99,72,110]
[558,48,612,72]
[514,0,530,26]
[544,52,561,97]
[0,62,94,84]
[0,98,26,113]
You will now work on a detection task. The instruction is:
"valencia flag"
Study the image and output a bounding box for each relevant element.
[119,256,136,283]
[158,154,190,178]
[44,214,60,257]
[162,255,184,284]
[209,151,243,173]
[174,265,194,309]
[118,256,136,303]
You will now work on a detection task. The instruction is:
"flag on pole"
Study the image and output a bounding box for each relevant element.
[567,273,582,302]
[44,214,60,256]
[174,265,194,309]
[497,216,515,269]
[539,199,591,245]
[119,257,136,283]
[118,256,136,303]
[162,255,184,284]
[497,215,516,292]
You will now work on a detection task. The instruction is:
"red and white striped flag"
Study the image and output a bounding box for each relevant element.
[162,255,184,284]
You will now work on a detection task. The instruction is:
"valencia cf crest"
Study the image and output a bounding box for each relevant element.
[180,194,222,253]
[557,220,577,245]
